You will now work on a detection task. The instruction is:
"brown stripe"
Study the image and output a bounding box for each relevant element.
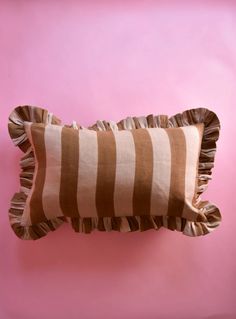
[131,128,153,216]
[60,127,80,217]
[165,127,187,217]
[95,130,116,217]
[29,123,47,224]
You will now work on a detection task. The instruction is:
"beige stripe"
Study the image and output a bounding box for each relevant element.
[42,124,64,219]
[113,130,136,217]
[77,129,98,217]
[193,123,204,205]
[165,127,186,217]
[131,128,153,216]
[147,128,171,216]
[182,124,204,220]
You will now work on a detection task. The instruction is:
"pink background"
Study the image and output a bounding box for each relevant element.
[0,1,235,318]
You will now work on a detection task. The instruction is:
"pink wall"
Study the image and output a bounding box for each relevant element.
[0,1,235,318]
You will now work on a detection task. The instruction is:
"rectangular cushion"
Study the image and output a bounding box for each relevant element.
[8,106,221,240]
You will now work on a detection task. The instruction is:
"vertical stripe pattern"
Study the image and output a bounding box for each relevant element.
[22,124,203,225]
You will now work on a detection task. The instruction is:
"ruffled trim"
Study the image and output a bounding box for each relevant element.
[70,201,221,237]
[8,105,66,240]
[8,105,221,239]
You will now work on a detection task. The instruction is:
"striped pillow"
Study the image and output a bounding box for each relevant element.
[8,106,221,240]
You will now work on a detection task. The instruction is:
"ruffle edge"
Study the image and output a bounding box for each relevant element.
[70,201,221,237]
[8,105,66,240]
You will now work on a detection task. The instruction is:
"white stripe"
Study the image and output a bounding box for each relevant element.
[113,130,136,217]
[42,124,64,219]
[77,129,98,217]
[181,124,203,220]
[147,127,171,216]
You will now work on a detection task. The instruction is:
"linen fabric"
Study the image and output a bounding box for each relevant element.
[8,106,221,240]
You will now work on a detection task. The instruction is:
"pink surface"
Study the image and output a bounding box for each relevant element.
[0,1,235,318]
